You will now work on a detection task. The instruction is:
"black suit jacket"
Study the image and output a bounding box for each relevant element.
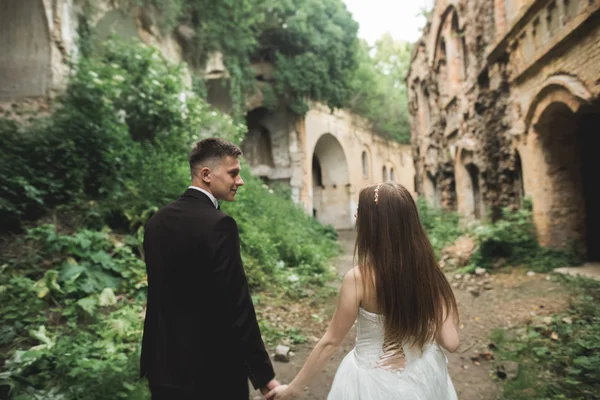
[140,189,275,396]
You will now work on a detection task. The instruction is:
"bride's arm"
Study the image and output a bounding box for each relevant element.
[285,269,361,397]
[436,305,460,352]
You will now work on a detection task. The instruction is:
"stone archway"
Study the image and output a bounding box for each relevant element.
[579,110,600,260]
[0,0,51,100]
[361,147,371,179]
[432,5,466,99]
[525,94,600,260]
[514,150,525,206]
[423,172,441,208]
[243,107,275,179]
[312,134,351,229]
[456,149,485,220]
[388,161,398,183]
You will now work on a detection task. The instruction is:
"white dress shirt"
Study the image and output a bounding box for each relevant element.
[188,186,219,209]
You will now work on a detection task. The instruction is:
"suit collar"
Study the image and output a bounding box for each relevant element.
[182,188,219,208]
[187,186,218,208]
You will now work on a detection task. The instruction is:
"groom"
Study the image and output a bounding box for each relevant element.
[140,137,279,399]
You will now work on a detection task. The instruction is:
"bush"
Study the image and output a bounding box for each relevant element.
[0,225,148,399]
[225,174,339,290]
[492,277,600,399]
[469,199,581,272]
[416,197,462,257]
[0,38,339,399]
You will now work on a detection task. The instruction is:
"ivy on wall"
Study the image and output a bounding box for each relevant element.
[93,0,410,142]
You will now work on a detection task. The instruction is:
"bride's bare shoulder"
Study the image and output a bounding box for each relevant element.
[352,266,379,312]
[344,266,367,299]
[345,266,365,287]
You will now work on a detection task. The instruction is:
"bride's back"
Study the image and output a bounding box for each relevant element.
[353,183,459,355]
[352,267,436,370]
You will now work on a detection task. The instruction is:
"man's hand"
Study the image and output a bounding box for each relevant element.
[265,384,294,399]
[260,379,280,397]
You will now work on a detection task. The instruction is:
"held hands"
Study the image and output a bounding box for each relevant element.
[265,384,296,400]
[260,379,281,398]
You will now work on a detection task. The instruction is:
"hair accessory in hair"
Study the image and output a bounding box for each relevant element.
[374,183,382,205]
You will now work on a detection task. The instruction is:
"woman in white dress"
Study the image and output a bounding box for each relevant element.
[267,183,460,400]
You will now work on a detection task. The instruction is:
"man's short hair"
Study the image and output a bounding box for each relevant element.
[189,137,243,175]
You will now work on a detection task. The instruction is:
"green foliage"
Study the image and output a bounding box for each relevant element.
[0,39,339,399]
[142,0,362,117]
[0,38,239,233]
[174,0,261,115]
[416,197,463,257]
[84,1,410,141]
[492,277,600,399]
[261,0,359,115]
[416,197,579,273]
[347,35,412,143]
[0,225,148,399]
[145,0,359,116]
[469,199,582,272]
[259,322,308,347]
[224,174,339,290]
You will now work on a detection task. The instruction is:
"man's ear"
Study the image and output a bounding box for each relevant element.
[200,167,211,183]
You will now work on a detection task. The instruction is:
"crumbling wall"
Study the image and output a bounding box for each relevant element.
[407,0,521,220]
[408,0,600,259]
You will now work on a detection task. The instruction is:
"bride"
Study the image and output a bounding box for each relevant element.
[267,183,459,399]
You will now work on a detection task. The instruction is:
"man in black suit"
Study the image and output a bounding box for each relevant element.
[141,138,279,399]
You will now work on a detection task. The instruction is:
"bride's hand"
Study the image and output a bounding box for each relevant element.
[265,384,294,399]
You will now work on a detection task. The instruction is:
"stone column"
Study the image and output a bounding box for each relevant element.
[296,117,312,215]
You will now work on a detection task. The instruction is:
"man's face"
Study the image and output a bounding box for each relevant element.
[209,156,244,202]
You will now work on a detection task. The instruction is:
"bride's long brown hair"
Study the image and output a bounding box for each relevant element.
[355,183,459,349]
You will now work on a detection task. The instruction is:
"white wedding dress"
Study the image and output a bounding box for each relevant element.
[328,307,458,399]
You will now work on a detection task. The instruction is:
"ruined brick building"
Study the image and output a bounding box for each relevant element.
[0,0,415,231]
[407,0,600,260]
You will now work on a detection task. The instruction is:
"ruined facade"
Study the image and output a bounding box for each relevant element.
[407,0,600,260]
[211,88,415,230]
[0,0,415,230]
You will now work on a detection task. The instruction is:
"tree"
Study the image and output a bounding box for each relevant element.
[152,0,358,116]
[138,0,410,139]
[348,33,412,143]
[256,0,359,114]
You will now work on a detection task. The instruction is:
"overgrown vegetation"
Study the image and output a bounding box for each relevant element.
[419,198,595,399]
[141,0,359,116]
[468,199,582,273]
[113,0,411,142]
[348,35,412,143]
[418,197,593,399]
[417,197,580,274]
[491,276,600,400]
[0,39,338,399]
[416,197,463,257]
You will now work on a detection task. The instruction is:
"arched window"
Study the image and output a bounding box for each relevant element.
[390,167,396,182]
[362,151,369,177]
[312,154,323,188]
[382,166,388,182]
[434,7,466,98]
[514,150,524,206]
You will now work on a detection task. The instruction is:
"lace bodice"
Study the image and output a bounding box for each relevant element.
[354,307,387,368]
[329,308,457,399]
[355,307,436,369]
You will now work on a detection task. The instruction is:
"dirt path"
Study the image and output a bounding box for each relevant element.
[257,231,571,399]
